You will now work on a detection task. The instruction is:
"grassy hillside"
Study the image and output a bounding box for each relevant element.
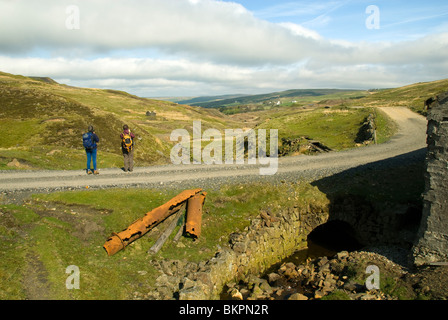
[345,79,448,115]
[0,72,242,170]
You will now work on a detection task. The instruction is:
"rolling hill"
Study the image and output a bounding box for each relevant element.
[176,89,368,109]
[0,71,243,170]
[171,79,448,116]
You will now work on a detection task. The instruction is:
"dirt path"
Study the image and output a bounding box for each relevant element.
[0,107,427,196]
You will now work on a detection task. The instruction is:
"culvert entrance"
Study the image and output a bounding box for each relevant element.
[261,220,364,278]
[307,220,363,253]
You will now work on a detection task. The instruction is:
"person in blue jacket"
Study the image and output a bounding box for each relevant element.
[82,125,100,174]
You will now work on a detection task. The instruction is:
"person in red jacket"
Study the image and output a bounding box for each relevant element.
[120,124,135,172]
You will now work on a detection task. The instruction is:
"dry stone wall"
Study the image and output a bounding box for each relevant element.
[413,92,448,265]
[148,204,329,300]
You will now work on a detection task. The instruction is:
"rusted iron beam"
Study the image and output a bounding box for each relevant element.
[185,192,207,239]
[103,188,202,256]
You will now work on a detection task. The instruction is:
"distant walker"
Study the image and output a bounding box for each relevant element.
[121,124,135,172]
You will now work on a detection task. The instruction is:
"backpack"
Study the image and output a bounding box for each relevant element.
[122,132,133,152]
[82,132,95,150]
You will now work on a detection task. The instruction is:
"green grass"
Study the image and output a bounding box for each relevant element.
[373,107,398,144]
[33,182,328,262]
[0,204,40,299]
[256,106,394,151]
[0,119,43,148]
[321,290,351,300]
[0,146,124,170]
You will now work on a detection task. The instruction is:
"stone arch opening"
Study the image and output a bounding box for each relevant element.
[307,220,363,253]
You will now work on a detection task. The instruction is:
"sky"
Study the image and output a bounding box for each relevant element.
[0,0,447,97]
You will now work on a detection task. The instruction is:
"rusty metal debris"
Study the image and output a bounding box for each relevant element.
[185,192,207,239]
[103,188,204,256]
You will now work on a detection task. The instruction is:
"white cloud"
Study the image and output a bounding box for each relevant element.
[0,0,319,65]
[0,0,447,96]
[278,22,322,40]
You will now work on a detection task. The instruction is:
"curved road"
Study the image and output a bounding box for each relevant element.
[0,107,427,194]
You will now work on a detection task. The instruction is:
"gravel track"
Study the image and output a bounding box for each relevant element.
[0,107,427,198]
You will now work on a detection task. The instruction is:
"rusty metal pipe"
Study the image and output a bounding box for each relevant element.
[185,192,207,239]
[103,188,202,256]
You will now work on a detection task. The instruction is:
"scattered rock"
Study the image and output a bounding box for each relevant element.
[216,247,437,301]
[337,251,349,260]
[314,290,327,299]
[343,280,364,292]
[267,272,281,285]
[7,158,32,169]
[230,288,243,300]
[288,293,308,300]
[279,136,333,157]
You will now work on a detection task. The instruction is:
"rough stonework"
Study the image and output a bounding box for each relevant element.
[413,91,448,265]
[147,204,329,300]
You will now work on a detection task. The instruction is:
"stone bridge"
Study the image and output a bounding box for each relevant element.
[152,94,448,299]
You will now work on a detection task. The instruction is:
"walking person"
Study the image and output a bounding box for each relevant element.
[82,125,100,174]
[121,124,135,172]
